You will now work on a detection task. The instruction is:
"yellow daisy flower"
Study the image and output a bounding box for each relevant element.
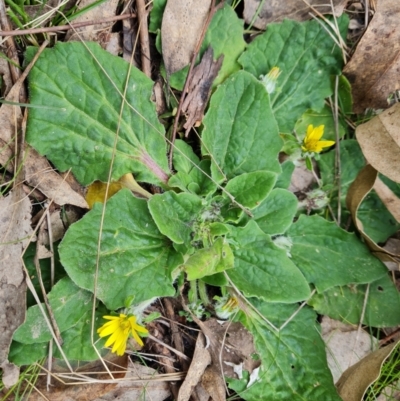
[97,314,148,356]
[301,124,335,153]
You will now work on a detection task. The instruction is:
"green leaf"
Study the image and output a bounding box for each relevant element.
[53,307,107,361]
[233,300,341,401]
[202,71,282,181]
[172,139,200,174]
[169,143,217,196]
[26,42,169,186]
[60,189,178,310]
[239,16,348,133]
[149,0,167,33]
[287,215,387,292]
[148,191,203,245]
[24,241,66,307]
[13,277,93,344]
[9,341,48,366]
[167,4,246,90]
[275,160,295,189]
[253,188,298,235]
[309,275,400,327]
[185,238,234,280]
[227,221,310,302]
[336,74,353,116]
[224,171,276,209]
[294,105,345,142]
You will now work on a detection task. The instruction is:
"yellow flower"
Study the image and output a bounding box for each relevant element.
[301,124,335,153]
[97,314,148,356]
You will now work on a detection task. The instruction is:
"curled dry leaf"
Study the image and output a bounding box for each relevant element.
[355,102,400,184]
[182,46,223,135]
[321,316,378,383]
[343,0,400,112]
[336,340,400,401]
[346,164,399,263]
[373,177,400,223]
[0,190,31,366]
[161,0,212,75]
[243,0,347,29]
[177,332,211,401]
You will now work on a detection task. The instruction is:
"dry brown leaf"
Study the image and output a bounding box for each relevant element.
[343,1,400,112]
[66,0,119,45]
[321,316,378,383]
[201,365,226,401]
[355,103,400,184]
[373,177,400,223]
[182,46,223,136]
[23,148,88,208]
[161,0,212,75]
[346,164,398,263]
[336,340,400,401]
[0,361,20,388]
[0,190,31,367]
[177,332,211,401]
[243,0,346,29]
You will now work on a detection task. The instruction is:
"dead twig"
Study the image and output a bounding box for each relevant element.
[0,0,26,100]
[0,13,136,37]
[136,0,151,77]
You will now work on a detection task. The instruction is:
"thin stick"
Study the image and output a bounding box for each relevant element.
[0,0,26,99]
[0,13,136,37]
[136,0,151,78]
[333,76,342,225]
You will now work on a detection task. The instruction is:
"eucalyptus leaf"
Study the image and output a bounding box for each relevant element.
[26,42,169,186]
[148,191,203,245]
[60,189,179,310]
[309,275,400,327]
[288,215,387,292]
[227,221,310,302]
[239,16,348,133]
[202,71,282,181]
[232,300,341,401]
[13,277,93,344]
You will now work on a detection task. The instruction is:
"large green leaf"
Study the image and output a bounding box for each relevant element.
[227,221,310,302]
[239,16,348,133]
[148,191,203,245]
[287,215,387,292]
[26,42,169,186]
[59,189,179,310]
[202,71,282,181]
[230,300,341,401]
[309,275,400,327]
[167,4,246,90]
[13,277,93,344]
[252,188,298,235]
